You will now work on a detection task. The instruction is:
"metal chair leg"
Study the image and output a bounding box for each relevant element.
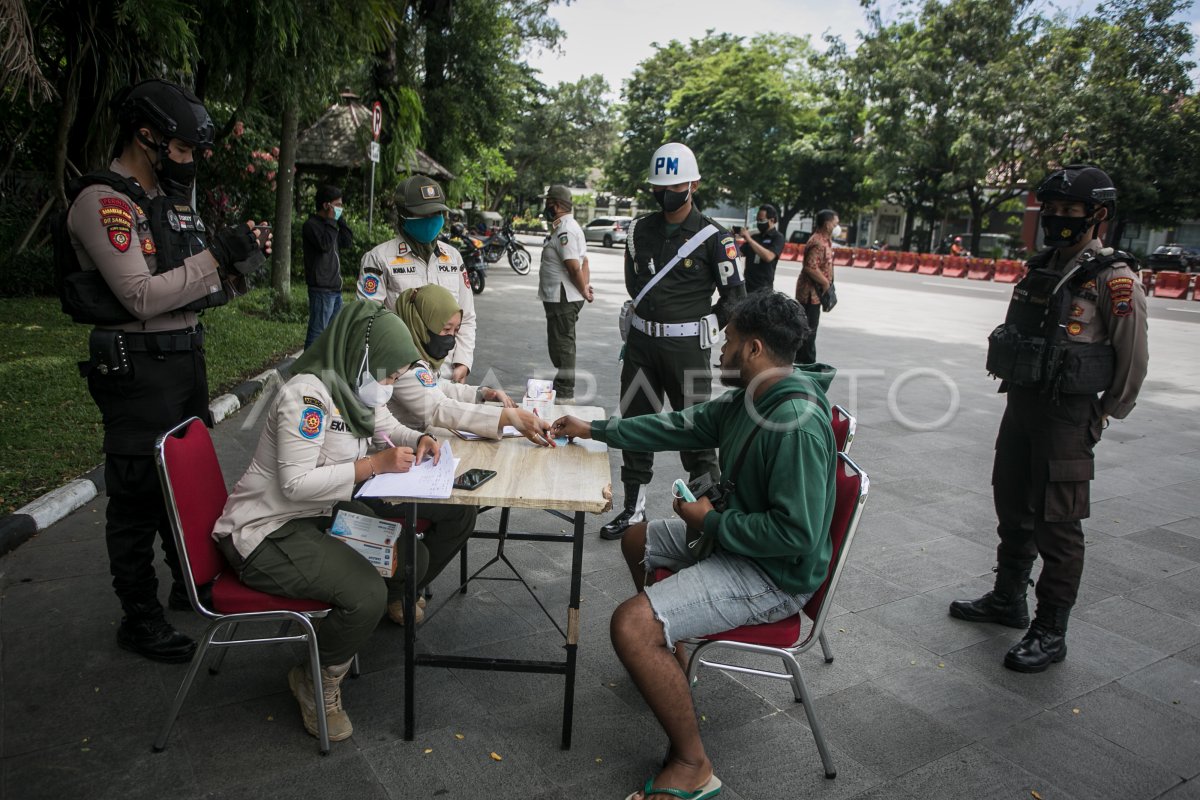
[818,631,834,663]
[783,654,836,779]
[208,621,239,675]
[350,653,360,679]
[154,626,219,752]
[300,617,330,755]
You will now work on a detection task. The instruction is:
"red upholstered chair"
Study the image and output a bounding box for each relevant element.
[154,417,347,754]
[831,405,856,454]
[658,453,869,780]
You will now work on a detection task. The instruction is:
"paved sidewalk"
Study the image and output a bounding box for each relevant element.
[3,245,1199,799]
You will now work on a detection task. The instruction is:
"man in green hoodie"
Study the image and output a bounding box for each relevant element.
[551,291,836,800]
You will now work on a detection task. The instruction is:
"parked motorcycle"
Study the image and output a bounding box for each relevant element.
[481,221,532,275]
[445,225,488,294]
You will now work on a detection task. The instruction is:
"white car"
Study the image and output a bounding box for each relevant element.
[583,216,633,248]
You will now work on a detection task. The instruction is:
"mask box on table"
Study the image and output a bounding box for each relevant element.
[329,510,401,577]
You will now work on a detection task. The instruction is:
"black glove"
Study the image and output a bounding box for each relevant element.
[210,226,259,272]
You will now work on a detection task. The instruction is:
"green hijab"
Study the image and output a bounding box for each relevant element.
[394,285,462,369]
[291,299,421,437]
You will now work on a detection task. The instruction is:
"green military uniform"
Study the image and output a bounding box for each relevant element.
[611,207,746,525]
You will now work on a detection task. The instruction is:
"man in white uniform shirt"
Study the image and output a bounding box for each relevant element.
[538,185,593,401]
[357,175,477,382]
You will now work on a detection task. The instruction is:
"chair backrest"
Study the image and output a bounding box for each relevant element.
[155,417,230,587]
[802,453,869,630]
[831,405,856,453]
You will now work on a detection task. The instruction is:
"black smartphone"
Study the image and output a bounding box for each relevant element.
[453,468,497,491]
[732,225,743,234]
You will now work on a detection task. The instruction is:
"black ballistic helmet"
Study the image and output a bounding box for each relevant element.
[1035,164,1117,213]
[113,79,215,149]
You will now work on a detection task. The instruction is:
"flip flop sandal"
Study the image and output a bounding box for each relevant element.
[623,773,722,800]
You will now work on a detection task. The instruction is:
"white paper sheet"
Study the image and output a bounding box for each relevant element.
[355,442,460,499]
[451,426,522,440]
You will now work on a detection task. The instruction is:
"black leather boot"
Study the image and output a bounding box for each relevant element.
[948,562,1033,628]
[599,483,646,540]
[1004,606,1070,673]
[117,600,197,663]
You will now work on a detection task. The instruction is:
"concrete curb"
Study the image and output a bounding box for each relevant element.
[0,349,302,557]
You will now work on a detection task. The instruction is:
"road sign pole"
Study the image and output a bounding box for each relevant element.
[369,101,383,236]
[368,161,376,235]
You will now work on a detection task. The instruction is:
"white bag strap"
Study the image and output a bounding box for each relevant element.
[632,223,720,309]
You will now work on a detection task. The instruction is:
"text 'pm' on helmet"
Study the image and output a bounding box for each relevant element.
[648,143,701,186]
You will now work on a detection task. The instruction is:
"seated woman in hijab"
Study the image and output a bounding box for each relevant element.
[387,284,553,445]
[212,300,437,744]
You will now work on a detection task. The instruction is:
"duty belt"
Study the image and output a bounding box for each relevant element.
[629,312,701,338]
[121,326,205,353]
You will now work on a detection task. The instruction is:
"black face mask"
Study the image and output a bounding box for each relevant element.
[652,187,691,214]
[756,221,770,234]
[425,330,456,361]
[1041,214,1095,248]
[158,158,197,197]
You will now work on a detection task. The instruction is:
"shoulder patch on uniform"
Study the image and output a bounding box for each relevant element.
[1067,321,1084,336]
[299,406,325,439]
[558,233,569,246]
[721,235,738,260]
[140,236,156,255]
[1107,276,1135,317]
[413,366,437,387]
[301,395,328,412]
[361,274,381,296]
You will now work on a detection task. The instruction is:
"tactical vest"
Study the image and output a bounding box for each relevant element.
[986,249,1127,395]
[55,170,231,325]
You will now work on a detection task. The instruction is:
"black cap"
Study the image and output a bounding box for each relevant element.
[113,79,215,149]
[1036,165,1117,211]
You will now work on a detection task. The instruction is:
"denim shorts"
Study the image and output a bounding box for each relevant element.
[642,518,812,650]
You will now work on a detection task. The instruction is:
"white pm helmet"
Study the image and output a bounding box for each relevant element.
[648,142,700,186]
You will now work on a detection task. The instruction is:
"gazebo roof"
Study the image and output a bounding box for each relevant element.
[296,97,454,180]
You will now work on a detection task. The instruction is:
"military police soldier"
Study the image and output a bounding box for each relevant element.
[64,79,271,662]
[538,185,593,401]
[950,165,1148,672]
[358,175,476,382]
[601,142,747,540]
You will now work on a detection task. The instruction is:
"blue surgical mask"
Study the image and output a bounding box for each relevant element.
[333,206,343,221]
[403,214,444,243]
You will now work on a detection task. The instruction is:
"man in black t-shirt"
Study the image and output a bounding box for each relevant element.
[741,203,786,293]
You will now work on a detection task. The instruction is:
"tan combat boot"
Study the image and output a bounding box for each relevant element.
[288,659,354,741]
[386,594,426,626]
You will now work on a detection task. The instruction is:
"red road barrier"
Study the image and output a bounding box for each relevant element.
[941,256,968,278]
[873,250,897,270]
[894,252,919,273]
[851,248,874,268]
[833,247,853,267]
[994,260,1025,283]
[966,258,995,280]
[1153,271,1192,299]
[781,242,802,261]
[1141,270,1154,295]
[917,254,943,275]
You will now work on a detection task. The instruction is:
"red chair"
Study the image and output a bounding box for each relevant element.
[831,405,856,454]
[676,454,869,780]
[154,417,343,754]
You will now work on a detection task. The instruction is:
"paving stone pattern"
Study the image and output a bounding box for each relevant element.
[2,251,1199,798]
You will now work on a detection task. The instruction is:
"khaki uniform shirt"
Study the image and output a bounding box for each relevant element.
[538,214,587,303]
[67,159,223,332]
[213,374,423,559]
[357,235,477,370]
[387,360,503,436]
[1056,239,1149,419]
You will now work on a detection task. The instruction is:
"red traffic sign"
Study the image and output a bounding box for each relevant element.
[371,101,382,141]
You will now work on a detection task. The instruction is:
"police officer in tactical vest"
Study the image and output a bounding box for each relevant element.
[63,79,271,662]
[601,143,747,540]
[949,165,1148,672]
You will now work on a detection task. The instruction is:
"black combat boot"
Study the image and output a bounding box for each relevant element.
[600,483,647,540]
[1004,606,1070,673]
[948,561,1034,628]
[117,600,197,663]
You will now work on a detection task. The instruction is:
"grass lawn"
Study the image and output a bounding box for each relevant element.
[0,285,320,514]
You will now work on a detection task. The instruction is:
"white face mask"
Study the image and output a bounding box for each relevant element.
[831,224,843,239]
[355,344,394,407]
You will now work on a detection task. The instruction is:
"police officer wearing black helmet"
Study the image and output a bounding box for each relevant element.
[949,165,1148,673]
[64,79,271,663]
